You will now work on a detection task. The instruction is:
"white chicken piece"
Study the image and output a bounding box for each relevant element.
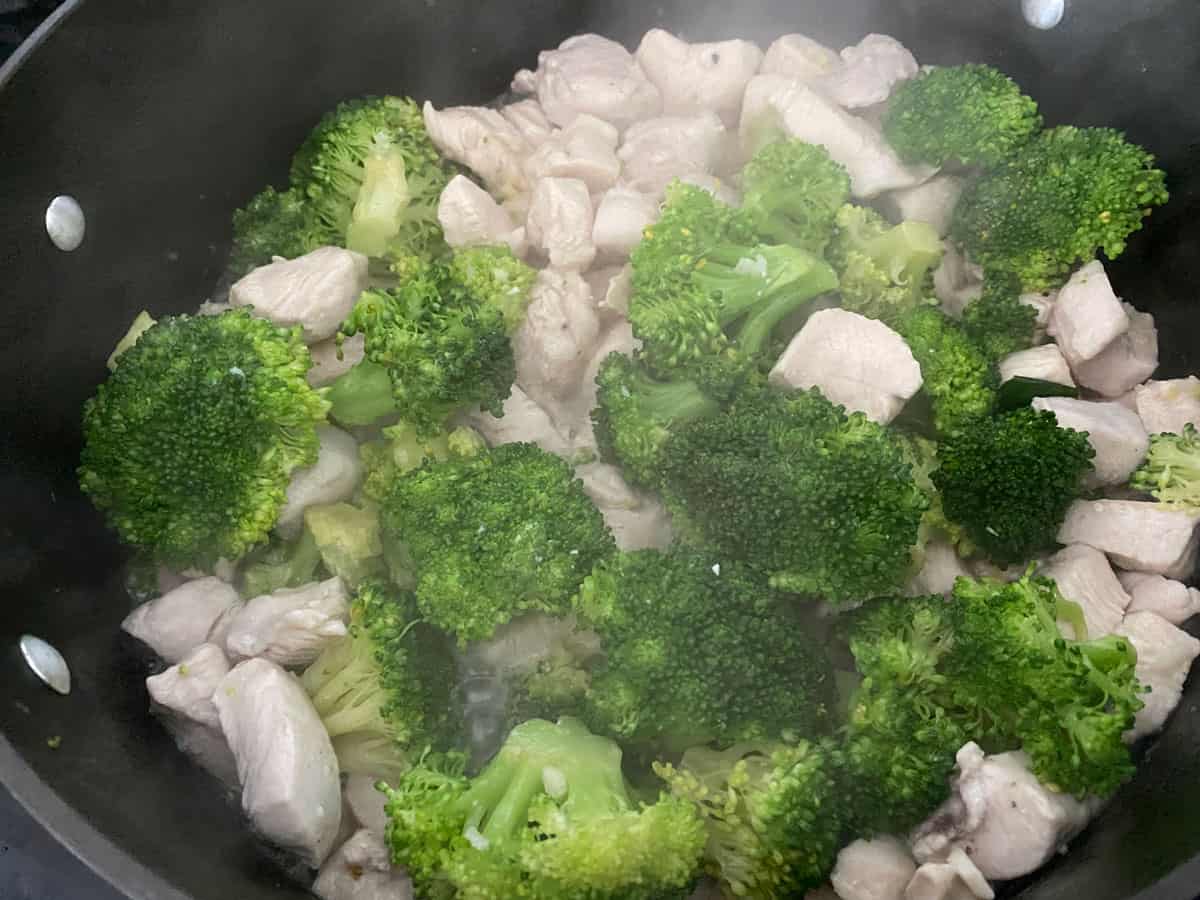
[1116,611,1200,740]
[224,576,350,669]
[1118,572,1200,625]
[998,345,1074,388]
[634,30,764,126]
[831,837,917,900]
[592,188,660,261]
[214,658,342,867]
[343,774,390,837]
[617,113,730,199]
[307,334,365,389]
[276,425,364,539]
[739,75,936,199]
[436,174,526,255]
[910,743,1098,882]
[770,309,923,424]
[1031,397,1149,489]
[512,34,662,132]
[454,385,575,460]
[584,264,634,325]
[904,863,982,900]
[1071,303,1158,398]
[524,114,622,194]
[878,175,965,238]
[678,173,742,206]
[525,177,597,270]
[933,244,983,317]
[1039,544,1132,639]
[229,247,369,344]
[576,461,674,551]
[500,98,555,148]
[122,576,240,665]
[908,540,973,597]
[421,103,530,200]
[146,643,238,784]
[313,829,413,900]
[761,34,842,80]
[1057,499,1200,578]
[1047,261,1129,366]
[1021,291,1057,334]
[1134,377,1200,435]
[815,34,919,109]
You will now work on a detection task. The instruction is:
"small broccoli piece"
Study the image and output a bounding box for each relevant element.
[239,530,324,599]
[79,310,330,567]
[883,64,1042,168]
[895,434,976,562]
[379,443,615,643]
[228,186,329,276]
[961,271,1038,362]
[106,310,156,371]
[383,717,706,900]
[826,204,943,323]
[304,502,386,588]
[326,360,400,427]
[952,126,1169,292]
[449,245,539,333]
[300,581,458,783]
[1130,424,1200,509]
[740,139,852,252]
[932,407,1095,565]
[359,421,484,503]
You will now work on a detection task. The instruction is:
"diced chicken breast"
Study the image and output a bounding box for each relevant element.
[276,425,363,539]
[1134,377,1200,435]
[831,837,916,900]
[500,98,555,148]
[878,175,965,238]
[343,774,390,837]
[1071,303,1158,398]
[908,540,973,597]
[437,175,526,255]
[585,264,634,326]
[618,113,730,199]
[1118,572,1200,625]
[576,462,674,551]
[229,247,369,344]
[635,30,764,126]
[1058,499,1200,578]
[1047,261,1129,366]
[904,863,981,900]
[525,177,597,270]
[313,829,413,900]
[307,333,366,389]
[1039,544,1132,639]
[422,103,530,200]
[146,643,238,784]
[761,34,842,80]
[678,173,742,206]
[512,34,663,131]
[1021,291,1057,334]
[770,308,923,424]
[122,576,240,665]
[933,244,984,318]
[453,385,575,460]
[224,577,350,669]
[524,114,622,194]
[998,345,1074,387]
[214,658,342,867]
[1031,397,1149,489]
[1116,611,1200,740]
[817,34,919,109]
[592,187,660,261]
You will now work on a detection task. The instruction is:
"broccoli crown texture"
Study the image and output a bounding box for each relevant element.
[739,139,852,252]
[961,271,1038,362]
[1130,424,1200,510]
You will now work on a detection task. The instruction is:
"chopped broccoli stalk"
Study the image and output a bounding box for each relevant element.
[239,530,324,599]
[304,502,386,588]
[1130,424,1200,509]
[327,360,400,427]
[961,272,1038,362]
[345,134,412,257]
[740,138,852,252]
[106,310,157,371]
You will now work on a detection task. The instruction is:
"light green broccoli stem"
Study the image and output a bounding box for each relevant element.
[302,628,397,738]
[1131,425,1200,509]
[346,135,411,257]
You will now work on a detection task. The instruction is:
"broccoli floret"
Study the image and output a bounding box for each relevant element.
[383,718,706,900]
[300,581,458,783]
[359,421,484,503]
[883,64,1042,168]
[78,310,330,567]
[961,271,1038,362]
[573,549,834,746]
[304,502,387,588]
[379,443,615,643]
[239,530,324,599]
[932,407,1095,565]
[1130,424,1200,509]
[655,740,842,898]
[952,126,1169,292]
[827,204,943,323]
[228,186,329,276]
[449,245,539,333]
[660,387,927,604]
[740,139,852,252]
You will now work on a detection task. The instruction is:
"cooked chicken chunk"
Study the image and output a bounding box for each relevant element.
[761,33,842,81]
[1047,261,1129,366]
[831,837,917,900]
[589,263,633,323]
[524,114,622,193]
[576,462,674,551]
[307,334,365,388]
[933,244,983,317]
[617,113,730,199]
[214,658,342,867]
[343,774,390,837]
[592,188,660,261]
[634,30,764,126]
[878,175,965,238]
[770,308,923,424]
[1057,499,1200,578]
[904,863,982,900]
[276,425,364,539]
[1039,544,1132,639]
[122,576,240,665]
[998,345,1074,387]
[1030,397,1149,489]
[224,577,350,669]
[454,385,575,460]
[146,642,237,784]
[908,540,973,597]
[437,174,526,255]
[1118,571,1200,625]
[1134,377,1200,435]
[525,177,597,270]
[1116,611,1200,740]
[421,103,530,200]
[500,98,555,148]
[816,34,919,109]
[229,247,369,344]
[1071,303,1158,398]
[313,829,413,900]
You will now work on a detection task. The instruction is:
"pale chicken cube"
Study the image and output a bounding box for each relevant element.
[999,345,1074,387]
[1118,572,1200,625]
[907,540,972,597]
[453,385,575,460]
[146,642,238,784]
[1071,303,1158,398]
[343,774,390,837]
[526,177,597,270]
[761,34,842,80]
[878,175,965,238]
[592,188,660,261]
[422,103,530,200]
[678,173,742,206]
[214,658,342,867]
[933,244,983,318]
[122,576,240,665]
[770,309,923,424]
[585,264,634,325]
[1022,291,1057,333]
[224,577,350,669]
[817,34,919,109]
[1058,499,1200,578]
[1116,611,1200,740]
[276,425,363,539]
[1039,544,1132,639]
[500,98,555,148]
[230,247,369,344]
[1031,397,1149,489]
[618,113,730,199]
[904,863,983,900]
[634,29,764,126]
[576,461,674,551]
[831,837,916,900]
[313,829,413,900]
[1047,261,1129,366]
[524,114,622,194]
[512,34,662,131]
[1135,377,1200,435]
[437,175,527,255]
[307,334,365,389]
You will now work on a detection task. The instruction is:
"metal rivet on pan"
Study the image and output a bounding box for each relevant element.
[45,195,86,251]
[1022,0,1065,29]
[18,635,71,695]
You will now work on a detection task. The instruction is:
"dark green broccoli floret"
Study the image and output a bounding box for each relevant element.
[883,64,1042,168]
[932,407,1095,565]
[1130,424,1200,509]
[740,139,852,252]
[79,310,330,567]
[228,186,330,276]
[952,126,1169,292]
[449,245,539,333]
[961,271,1038,362]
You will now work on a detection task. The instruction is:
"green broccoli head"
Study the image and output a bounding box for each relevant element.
[379,443,615,644]
[932,407,1094,565]
[78,310,330,567]
[360,421,485,504]
[895,434,976,560]
[952,126,1169,292]
[228,185,330,276]
[740,139,852,252]
[1130,424,1200,510]
[449,245,538,333]
[961,270,1038,362]
[883,64,1042,168]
